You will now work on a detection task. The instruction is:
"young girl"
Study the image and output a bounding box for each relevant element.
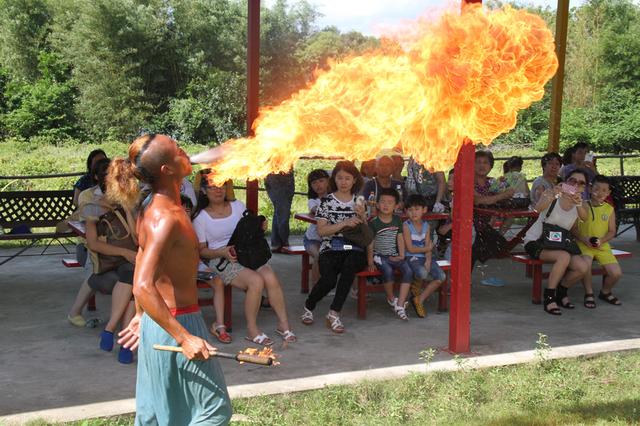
[301,161,367,333]
[304,169,330,287]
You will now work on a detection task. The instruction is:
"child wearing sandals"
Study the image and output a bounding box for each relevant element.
[403,194,446,318]
[366,187,413,321]
[574,174,624,308]
[304,169,330,288]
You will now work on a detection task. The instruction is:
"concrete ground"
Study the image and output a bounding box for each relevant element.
[1,233,639,416]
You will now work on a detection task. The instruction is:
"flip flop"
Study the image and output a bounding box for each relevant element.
[275,329,297,343]
[245,333,273,347]
[67,314,86,327]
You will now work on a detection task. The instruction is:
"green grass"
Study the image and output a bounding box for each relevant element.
[2,139,639,235]
[25,350,640,425]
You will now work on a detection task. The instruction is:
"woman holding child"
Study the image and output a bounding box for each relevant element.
[523,169,591,315]
[193,176,296,346]
[301,161,368,333]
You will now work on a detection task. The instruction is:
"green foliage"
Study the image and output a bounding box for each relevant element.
[163,70,246,144]
[1,52,79,139]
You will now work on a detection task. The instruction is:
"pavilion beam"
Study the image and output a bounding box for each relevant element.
[547,0,570,153]
[246,0,260,212]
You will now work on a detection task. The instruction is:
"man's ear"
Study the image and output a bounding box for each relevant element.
[160,163,175,176]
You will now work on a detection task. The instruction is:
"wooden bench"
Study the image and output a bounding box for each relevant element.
[281,245,311,293]
[610,176,640,241]
[511,249,632,304]
[0,190,76,265]
[355,260,451,319]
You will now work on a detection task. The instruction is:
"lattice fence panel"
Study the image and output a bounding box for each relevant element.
[0,191,75,228]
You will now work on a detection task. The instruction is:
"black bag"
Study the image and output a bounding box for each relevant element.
[227,209,272,270]
[341,223,374,249]
[538,199,580,255]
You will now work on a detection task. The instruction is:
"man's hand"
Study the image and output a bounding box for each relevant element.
[181,334,216,361]
[366,263,377,272]
[118,314,142,350]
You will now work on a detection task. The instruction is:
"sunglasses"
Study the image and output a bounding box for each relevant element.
[567,177,587,187]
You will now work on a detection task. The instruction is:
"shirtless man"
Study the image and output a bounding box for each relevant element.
[110,134,232,425]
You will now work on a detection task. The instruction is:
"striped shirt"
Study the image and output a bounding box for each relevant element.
[369,215,403,256]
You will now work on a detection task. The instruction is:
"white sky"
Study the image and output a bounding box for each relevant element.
[265,0,587,35]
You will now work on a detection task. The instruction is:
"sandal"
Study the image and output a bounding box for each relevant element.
[598,291,622,306]
[411,296,426,318]
[543,288,561,316]
[387,297,398,309]
[67,314,86,327]
[325,311,345,334]
[244,333,273,346]
[210,323,232,344]
[583,293,596,309]
[556,285,575,309]
[275,329,297,343]
[394,303,409,321]
[301,307,314,325]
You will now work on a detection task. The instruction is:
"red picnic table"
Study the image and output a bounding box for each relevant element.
[294,212,449,224]
[473,206,539,256]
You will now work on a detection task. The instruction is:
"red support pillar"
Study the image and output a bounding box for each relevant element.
[246,0,260,212]
[448,140,475,353]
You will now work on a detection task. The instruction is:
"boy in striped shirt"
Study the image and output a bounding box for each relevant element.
[367,187,413,320]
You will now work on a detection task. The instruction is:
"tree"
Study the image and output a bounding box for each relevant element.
[0,0,52,81]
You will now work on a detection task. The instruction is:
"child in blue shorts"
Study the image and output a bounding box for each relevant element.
[403,194,446,318]
[367,187,413,320]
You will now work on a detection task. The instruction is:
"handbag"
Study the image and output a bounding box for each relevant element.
[90,207,136,274]
[538,199,580,255]
[341,222,374,249]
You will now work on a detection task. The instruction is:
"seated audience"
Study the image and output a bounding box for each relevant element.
[391,154,405,181]
[405,157,447,212]
[561,142,597,198]
[304,169,331,288]
[360,159,377,184]
[301,161,367,333]
[362,155,407,215]
[473,150,514,265]
[180,177,197,207]
[73,149,107,206]
[530,152,562,207]
[403,194,446,318]
[67,158,138,364]
[523,169,590,315]
[574,175,623,308]
[502,156,529,199]
[366,188,413,321]
[193,176,295,346]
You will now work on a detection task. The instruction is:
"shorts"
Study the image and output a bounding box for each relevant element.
[136,312,232,425]
[374,255,413,283]
[88,262,134,294]
[577,242,618,265]
[407,256,446,282]
[212,258,244,286]
[303,235,321,255]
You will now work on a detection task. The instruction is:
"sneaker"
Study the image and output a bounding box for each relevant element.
[118,347,134,364]
[480,277,506,287]
[99,330,114,352]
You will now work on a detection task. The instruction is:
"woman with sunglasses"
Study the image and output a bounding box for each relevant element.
[523,169,591,315]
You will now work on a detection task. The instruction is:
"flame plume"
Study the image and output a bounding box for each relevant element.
[197,4,557,184]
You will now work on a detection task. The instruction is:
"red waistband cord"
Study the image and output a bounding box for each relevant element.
[169,304,200,317]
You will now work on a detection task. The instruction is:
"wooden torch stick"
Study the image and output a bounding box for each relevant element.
[153,344,273,366]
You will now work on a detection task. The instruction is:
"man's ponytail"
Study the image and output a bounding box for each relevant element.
[105,134,155,210]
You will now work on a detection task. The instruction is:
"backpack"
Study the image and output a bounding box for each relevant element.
[227,209,272,270]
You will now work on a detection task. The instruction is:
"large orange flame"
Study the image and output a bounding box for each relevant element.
[197,4,557,184]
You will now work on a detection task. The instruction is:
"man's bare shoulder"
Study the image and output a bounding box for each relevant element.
[141,203,182,234]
